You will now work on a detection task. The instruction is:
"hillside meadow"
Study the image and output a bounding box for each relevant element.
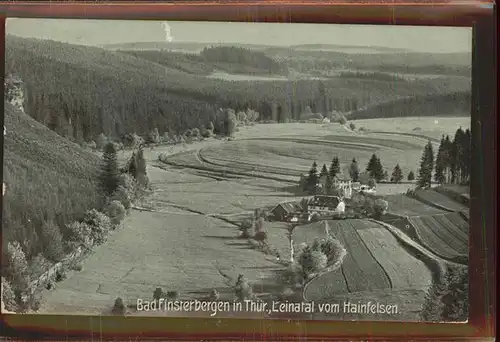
[35,118,468,315]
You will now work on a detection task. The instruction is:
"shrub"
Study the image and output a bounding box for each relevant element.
[111,186,132,210]
[373,199,389,219]
[105,200,126,226]
[234,274,252,301]
[280,287,295,301]
[367,178,377,188]
[121,133,143,148]
[349,122,356,130]
[55,269,66,282]
[310,213,321,222]
[117,173,137,197]
[86,141,97,149]
[253,231,268,245]
[83,209,112,244]
[4,241,29,293]
[209,289,220,301]
[166,291,179,300]
[112,297,126,315]
[297,246,327,278]
[147,128,160,144]
[29,253,52,278]
[1,277,18,312]
[40,219,65,262]
[280,263,304,287]
[71,263,83,272]
[95,133,108,150]
[421,266,468,322]
[408,171,415,181]
[201,128,213,138]
[67,221,93,247]
[239,218,253,238]
[29,294,41,312]
[153,287,164,301]
[312,237,346,267]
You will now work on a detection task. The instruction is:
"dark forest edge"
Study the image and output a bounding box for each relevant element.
[2,101,152,313]
[5,35,470,143]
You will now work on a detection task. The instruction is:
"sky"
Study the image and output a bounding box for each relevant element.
[6,18,472,53]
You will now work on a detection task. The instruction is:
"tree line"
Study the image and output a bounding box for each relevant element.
[5,36,452,143]
[300,155,414,195]
[416,127,471,189]
[200,46,285,75]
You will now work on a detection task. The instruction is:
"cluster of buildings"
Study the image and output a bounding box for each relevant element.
[270,175,375,223]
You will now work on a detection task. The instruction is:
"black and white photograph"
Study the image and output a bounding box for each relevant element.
[2,19,471,322]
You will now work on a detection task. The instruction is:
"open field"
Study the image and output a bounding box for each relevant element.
[352,117,471,141]
[385,194,447,217]
[23,119,466,316]
[407,214,468,263]
[193,128,431,181]
[38,164,288,315]
[414,189,469,212]
[299,220,433,310]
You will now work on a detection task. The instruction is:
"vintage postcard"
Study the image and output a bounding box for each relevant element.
[3,19,471,322]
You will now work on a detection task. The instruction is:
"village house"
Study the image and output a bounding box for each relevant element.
[307,195,345,217]
[270,201,302,221]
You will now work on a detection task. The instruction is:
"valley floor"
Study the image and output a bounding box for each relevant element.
[36,119,469,320]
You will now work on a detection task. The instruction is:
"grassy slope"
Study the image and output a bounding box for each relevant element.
[2,102,101,258]
[348,92,471,120]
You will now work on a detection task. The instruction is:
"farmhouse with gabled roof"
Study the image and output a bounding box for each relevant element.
[270,201,302,221]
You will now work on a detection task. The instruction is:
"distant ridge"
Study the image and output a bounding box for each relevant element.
[101,41,411,53]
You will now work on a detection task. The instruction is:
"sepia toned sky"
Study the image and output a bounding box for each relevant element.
[6,18,472,53]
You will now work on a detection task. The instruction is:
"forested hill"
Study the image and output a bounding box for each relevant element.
[120,45,286,76]
[5,35,220,140]
[2,102,101,259]
[6,35,471,142]
[347,91,471,120]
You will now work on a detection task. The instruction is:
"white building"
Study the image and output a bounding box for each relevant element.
[307,195,345,217]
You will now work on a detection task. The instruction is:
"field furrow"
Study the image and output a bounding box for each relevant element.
[355,221,432,290]
[444,212,469,234]
[434,214,468,245]
[414,189,469,212]
[302,268,350,301]
[323,134,425,150]
[329,220,392,292]
[385,194,446,217]
[409,217,464,260]
[419,216,466,254]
